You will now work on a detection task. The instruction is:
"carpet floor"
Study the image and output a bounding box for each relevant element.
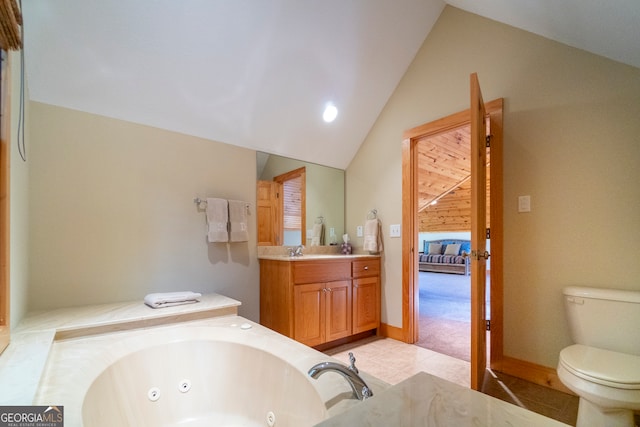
[415,272,490,361]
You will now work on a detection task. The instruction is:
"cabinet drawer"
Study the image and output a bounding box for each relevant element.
[293,261,351,284]
[352,258,380,278]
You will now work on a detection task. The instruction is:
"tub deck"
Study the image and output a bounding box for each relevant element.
[0,293,241,405]
[317,371,570,426]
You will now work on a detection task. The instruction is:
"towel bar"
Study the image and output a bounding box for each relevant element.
[194,198,251,213]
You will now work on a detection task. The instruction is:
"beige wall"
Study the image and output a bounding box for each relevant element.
[9,51,30,328]
[346,6,640,368]
[27,103,260,320]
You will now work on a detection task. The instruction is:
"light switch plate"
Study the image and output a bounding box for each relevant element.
[356,226,363,237]
[518,195,531,212]
[390,224,401,238]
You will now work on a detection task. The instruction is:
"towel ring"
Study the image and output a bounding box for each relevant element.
[367,209,377,220]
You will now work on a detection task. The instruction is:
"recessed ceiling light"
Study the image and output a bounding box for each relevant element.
[323,104,338,123]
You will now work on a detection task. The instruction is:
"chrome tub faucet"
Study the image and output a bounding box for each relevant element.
[308,352,373,400]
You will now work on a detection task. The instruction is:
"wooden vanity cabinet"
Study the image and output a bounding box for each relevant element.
[259,256,380,348]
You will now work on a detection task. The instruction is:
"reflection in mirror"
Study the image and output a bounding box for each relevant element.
[274,167,306,246]
[257,152,345,246]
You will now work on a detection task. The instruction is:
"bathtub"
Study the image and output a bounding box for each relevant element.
[34,316,383,426]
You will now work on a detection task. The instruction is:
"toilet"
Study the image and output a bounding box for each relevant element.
[558,286,640,427]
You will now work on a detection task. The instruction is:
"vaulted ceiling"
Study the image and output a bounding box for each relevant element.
[22,1,640,170]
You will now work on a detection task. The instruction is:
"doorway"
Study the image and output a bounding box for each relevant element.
[401,95,504,388]
[413,123,490,362]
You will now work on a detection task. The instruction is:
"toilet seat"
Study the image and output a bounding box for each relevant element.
[559,344,640,389]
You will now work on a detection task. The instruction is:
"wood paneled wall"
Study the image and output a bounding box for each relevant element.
[418,167,490,232]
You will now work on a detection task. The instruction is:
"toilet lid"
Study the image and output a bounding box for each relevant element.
[560,344,640,389]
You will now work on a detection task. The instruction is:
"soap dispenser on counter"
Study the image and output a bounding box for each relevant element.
[329,227,338,245]
[341,234,352,255]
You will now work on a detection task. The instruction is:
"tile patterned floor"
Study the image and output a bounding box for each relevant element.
[324,336,580,426]
[324,335,470,388]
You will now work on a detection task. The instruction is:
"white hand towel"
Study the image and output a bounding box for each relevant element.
[311,223,324,246]
[144,291,202,309]
[228,200,249,242]
[206,198,229,242]
[363,219,383,253]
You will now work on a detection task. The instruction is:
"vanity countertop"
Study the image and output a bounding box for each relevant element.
[0,293,240,405]
[257,245,380,261]
[258,253,380,261]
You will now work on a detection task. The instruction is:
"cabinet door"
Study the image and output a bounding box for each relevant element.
[293,283,325,347]
[257,180,281,246]
[353,276,380,334]
[325,280,352,342]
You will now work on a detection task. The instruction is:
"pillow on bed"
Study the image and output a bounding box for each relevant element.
[444,243,461,255]
[428,243,442,255]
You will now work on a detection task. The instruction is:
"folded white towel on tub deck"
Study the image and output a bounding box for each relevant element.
[206,198,229,243]
[144,292,202,309]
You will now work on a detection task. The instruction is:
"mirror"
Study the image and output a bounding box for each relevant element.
[257,152,345,246]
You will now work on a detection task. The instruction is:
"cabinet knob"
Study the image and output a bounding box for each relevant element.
[364,266,369,270]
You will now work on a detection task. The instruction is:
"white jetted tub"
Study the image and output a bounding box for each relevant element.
[34,316,382,426]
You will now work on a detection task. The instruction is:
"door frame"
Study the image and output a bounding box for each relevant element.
[401,98,504,370]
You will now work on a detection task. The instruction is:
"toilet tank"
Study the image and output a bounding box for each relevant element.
[563,286,640,356]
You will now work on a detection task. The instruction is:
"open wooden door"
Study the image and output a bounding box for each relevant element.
[257,180,281,246]
[470,73,489,390]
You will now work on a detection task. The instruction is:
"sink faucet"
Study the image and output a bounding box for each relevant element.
[289,244,304,257]
[308,352,373,400]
